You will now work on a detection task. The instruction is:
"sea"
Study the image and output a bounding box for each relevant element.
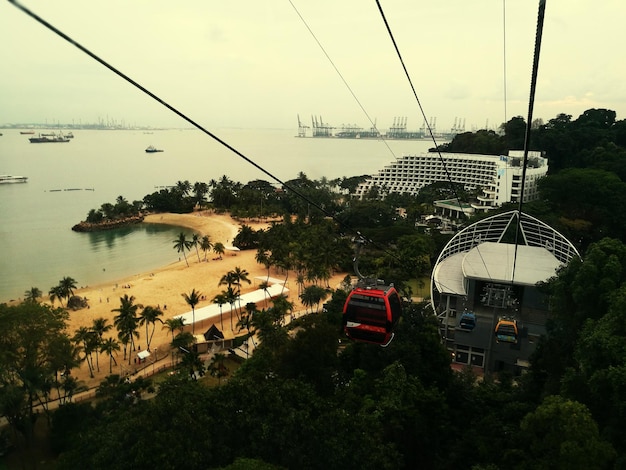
[0,128,435,302]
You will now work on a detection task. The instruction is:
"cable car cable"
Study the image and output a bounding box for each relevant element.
[288,0,398,161]
[511,0,546,285]
[8,0,397,266]
[374,0,495,283]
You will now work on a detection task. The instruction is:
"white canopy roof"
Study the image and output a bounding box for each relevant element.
[174,283,289,326]
[462,242,561,285]
[137,350,151,360]
[433,242,561,295]
[254,276,286,285]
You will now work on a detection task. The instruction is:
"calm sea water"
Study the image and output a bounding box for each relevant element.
[0,128,434,302]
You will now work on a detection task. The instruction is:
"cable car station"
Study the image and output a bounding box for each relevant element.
[430,210,580,375]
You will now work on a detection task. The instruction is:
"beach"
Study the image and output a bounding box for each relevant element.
[60,211,345,388]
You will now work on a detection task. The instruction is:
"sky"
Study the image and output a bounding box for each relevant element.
[1,1,625,133]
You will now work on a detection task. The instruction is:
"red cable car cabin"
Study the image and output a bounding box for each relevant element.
[342,285,402,347]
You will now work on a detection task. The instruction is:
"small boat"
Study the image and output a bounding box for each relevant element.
[145,145,163,153]
[0,175,28,184]
[29,133,70,143]
[20,130,35,135]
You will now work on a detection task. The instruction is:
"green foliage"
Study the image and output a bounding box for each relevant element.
[49,402,99,454]
[537,169,626,250]
[436,129,507,154]
[232,224,260,250]
[512,395,615,469]
[527,237,626,459]
[48,276,78,307]
[218,458,286,470]
[0,301,72,457]
[85,194,143,222]
[276,315,340,396]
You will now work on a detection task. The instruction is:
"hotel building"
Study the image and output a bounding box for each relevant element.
[354,150,548,211]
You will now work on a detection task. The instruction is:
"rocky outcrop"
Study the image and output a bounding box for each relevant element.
[71,215,145,232]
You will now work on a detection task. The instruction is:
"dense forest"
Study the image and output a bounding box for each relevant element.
[3,108,626,469]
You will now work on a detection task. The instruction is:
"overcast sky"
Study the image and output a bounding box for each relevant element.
[1,1,624,132]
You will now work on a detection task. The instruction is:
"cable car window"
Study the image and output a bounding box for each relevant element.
[345,296,388,326]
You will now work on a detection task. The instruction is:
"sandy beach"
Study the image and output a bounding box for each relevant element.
[58,211,345,388]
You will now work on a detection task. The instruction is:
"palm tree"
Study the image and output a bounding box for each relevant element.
[91,317,113,372]
[255,248,272,279]
[223,286,238,332]
[175,179,192,196]
[173,232,192,267]
[208,352,229,385]
[237,302,258,357]
[200,235,212,261]
[139,306,163,350]
[112,294,140,364]
[117,330,131,363]
[251,304,289,352]
[231,266,251,292]
[218,271,236,290]
[305,269,317,286]
[182,288,202,335]
[296,273,306,296]
[59,276,78,305]
[276,258,293,295]
[72,327,97,378]
[172,331,195,367]
[259,280,271,307]
[300,285,328,313]
[101,337,121,374]
[180,348,205,380]
[91,317,113,339]
[230,266,251,314]
[47,335,82,400]
[162,317,185,341]
[213,293,228,331]
[272,294,294,325]
[193,181,210,209]
[300,287,316,313]
[191,233,201,263]
[48,285,64,307]
[318,267,332,289]
[24,287,42,303]
[58,374,79,405]
[213,242,225,260]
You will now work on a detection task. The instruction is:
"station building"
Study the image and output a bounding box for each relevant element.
[430,210,580,375]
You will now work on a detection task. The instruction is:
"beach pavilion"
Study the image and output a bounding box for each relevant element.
[174,282,289,336]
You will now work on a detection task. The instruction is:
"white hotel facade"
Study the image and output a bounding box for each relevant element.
[354,150,548,211]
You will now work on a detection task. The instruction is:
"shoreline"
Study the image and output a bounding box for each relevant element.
[58,211,271,387]
[27,211,345,389]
